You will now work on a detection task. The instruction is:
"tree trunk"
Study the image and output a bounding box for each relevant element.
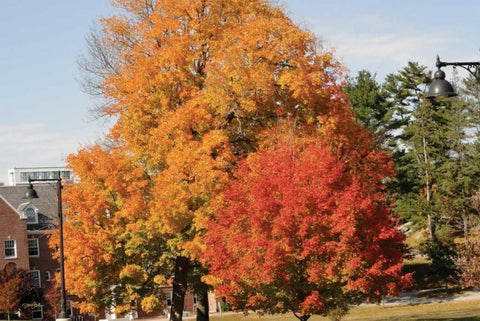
[170,256,191,321]
[462,209,469,244]
[422,135,435,240]
[195,286,209,321]
[299,315,310,321]
[292,311,310,321]
[427,211,433,240]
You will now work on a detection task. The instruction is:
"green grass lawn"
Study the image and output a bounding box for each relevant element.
[211,300,480,321]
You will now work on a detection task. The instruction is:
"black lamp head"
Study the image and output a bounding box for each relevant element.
[426,68,457,99]
[23,183,39,200]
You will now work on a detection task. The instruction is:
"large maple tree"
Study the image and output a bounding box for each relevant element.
[202,140,409,321]
[63,0,403,320]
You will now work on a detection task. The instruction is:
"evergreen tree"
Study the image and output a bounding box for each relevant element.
[461,74,480,141]
[344,70,392,147]
[437,95,480,243]
[434,72,480,243]
[384,64,480,243]
[345,63,480,287]
[382,62,448,239]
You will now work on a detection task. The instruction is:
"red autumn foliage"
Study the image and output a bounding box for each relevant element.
[202,141,410,320]
[0,263,35,318]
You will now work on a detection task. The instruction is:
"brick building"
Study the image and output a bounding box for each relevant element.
[0,184,220,320]
[0,195,30,271]
[0,184,65,320]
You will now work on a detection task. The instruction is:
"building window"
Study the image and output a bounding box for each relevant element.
[4,240,16,259]
[32,305,43,320]
[20,172,29,182]
[30,270,41,287]
[166,292,172,307]
[67,300,73,318]
[28,239,40,257]
[45,271,51,282]
[25,207,38,224]
[193,294,198,313]
[62,171,71,180]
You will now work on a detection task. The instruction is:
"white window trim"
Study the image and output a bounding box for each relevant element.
[28,238,40,257]
[25,206,38,225]
[30,270,41,288]
[166,291,172,307]
[4,239,17,259]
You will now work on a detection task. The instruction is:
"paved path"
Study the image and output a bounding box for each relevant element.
[369,289,480,307]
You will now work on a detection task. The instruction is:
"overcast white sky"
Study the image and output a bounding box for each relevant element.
[1,0,479,184]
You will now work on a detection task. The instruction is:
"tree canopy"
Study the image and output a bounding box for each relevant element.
[64,1,410,320]
[202,139,408,321]
[0,264,36,319]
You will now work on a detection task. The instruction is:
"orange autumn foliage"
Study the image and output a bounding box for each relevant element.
[62,144,168,314]
[62,0,405,317]
[101,0,344,157]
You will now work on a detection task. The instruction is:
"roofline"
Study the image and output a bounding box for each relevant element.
[0,194,27,220]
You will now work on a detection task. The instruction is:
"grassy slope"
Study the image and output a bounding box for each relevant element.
[211,300,480,321]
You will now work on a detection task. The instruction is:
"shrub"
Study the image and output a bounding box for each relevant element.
[457,238,480,289]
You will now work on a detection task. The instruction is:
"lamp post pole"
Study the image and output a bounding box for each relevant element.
[427,55,480,98]
[24,171,69,320]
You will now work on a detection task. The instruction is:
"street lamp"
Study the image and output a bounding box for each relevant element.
[23,171,70,321]
[426,55,480,99]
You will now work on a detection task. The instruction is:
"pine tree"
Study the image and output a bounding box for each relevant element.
[344,70,392,147]
[382,62,448,239]
[437,98,480,243]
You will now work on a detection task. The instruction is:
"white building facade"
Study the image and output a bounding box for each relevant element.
[8,167,75,186]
